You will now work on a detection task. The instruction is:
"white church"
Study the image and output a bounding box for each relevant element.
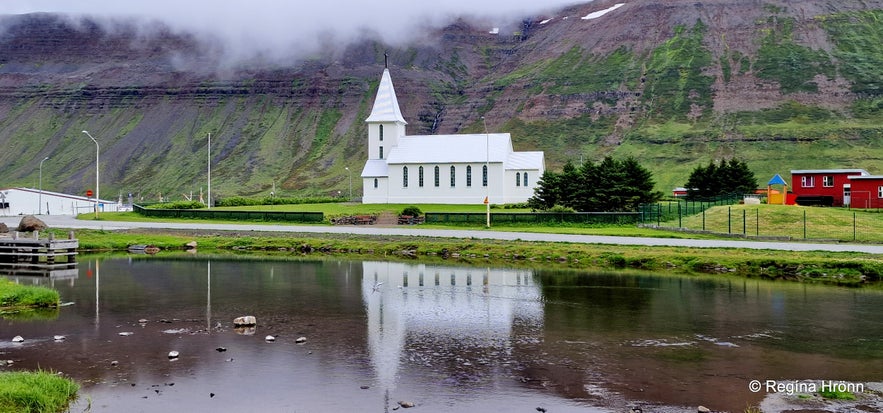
[360,68,545,204]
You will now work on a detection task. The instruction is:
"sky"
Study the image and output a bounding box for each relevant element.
[5,1,586,65]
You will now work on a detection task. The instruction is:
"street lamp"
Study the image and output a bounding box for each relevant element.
[481,117,490,228]
[82,130,99,218]
[38,156,49,214]
[344,167,352,200]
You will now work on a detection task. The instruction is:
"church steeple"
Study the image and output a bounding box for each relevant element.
[366,67,406,161]
[366,68,407,124]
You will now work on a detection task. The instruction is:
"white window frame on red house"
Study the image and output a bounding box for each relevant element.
[802,176,815,188]
[878,186,883,199]
[822,175,834,187]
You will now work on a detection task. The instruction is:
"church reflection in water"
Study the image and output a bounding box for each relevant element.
[361,261,543,395]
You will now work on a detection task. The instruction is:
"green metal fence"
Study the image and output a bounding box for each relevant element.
[425,212,641,225]
[638,194,745,225]
[134,205,324,223]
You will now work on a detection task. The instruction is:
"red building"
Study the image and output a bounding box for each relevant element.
[846,175,883,209]
[790,169,869,207]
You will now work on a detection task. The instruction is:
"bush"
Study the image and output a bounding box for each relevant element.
[401,206,422,216]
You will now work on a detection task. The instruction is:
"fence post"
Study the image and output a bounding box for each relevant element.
[702,210,706,231]
[657,204,661,226]
[743,209,746,235]
[756,209,759,236]
[728,207,732,234]
[678,201,682,228]
[803,210,807,239]
[854,212,857,241]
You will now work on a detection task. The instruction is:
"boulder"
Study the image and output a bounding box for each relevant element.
[17,215,47,232]
[233,316,256,326]
[0,222,7,233]
[185,241,198,249]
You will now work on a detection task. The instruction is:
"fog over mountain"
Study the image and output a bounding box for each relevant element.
[5,0,585,65]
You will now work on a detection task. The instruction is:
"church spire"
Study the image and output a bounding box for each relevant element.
[365,68,407,124]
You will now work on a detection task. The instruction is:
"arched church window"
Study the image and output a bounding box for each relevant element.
[450,166,456,187]
[403,166,409,188]
[419,166,424,187]
[524,172,528,187]
[466,166,472,187]
[516,172,521,187]
[434,166,440,187]
[379,124,384,141]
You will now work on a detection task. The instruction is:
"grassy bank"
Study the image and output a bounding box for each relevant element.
[0,279,59,316]
[0,371,79,413]
[71,228,882,286]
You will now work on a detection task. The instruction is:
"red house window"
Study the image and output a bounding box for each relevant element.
[802,176,815,188]
[823,176,834,187]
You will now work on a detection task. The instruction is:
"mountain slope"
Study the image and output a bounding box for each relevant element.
[2,0,883,200]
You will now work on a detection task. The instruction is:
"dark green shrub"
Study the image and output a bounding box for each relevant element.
[401,206,422,216]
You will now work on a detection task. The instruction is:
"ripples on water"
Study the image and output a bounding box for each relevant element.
[2,257,882,412]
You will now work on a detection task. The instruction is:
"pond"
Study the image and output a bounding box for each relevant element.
[2,257,882,412]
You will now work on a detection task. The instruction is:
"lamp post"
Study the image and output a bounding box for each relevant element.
[82,130,99,218]
[345,167,352,200]
[207,133,212,209]
[38,156,49,215]
[481,117,490,228]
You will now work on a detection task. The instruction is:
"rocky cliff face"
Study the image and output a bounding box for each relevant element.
[2,0,882,198]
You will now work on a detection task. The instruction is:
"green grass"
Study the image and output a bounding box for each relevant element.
[0,279,59,310]
[819,389,856,400]
[68,223,883,286]
[663,204,883,243]
[0,371,79,413]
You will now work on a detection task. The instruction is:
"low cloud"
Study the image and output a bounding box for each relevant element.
[6,0,585,67]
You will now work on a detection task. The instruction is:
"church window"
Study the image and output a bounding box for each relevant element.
[450,166,456,187]
[524,172,528,187]
[482,165,488,187]
[379,146,383,159]
[434,166,440,187]
[373,178,378,188]
[403,166,409,188]
[516,172,521,187]
[419,166,424,187]
[466,166,472,187]
[379,125,384,141]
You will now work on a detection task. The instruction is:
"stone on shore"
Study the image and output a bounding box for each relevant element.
[233,316,256,326]
[17,215,47,232]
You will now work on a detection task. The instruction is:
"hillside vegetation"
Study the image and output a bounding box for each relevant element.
[1,1,883,199]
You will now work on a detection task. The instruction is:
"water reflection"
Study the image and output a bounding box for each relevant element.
[362,262,541,395]
[1,258,881,412]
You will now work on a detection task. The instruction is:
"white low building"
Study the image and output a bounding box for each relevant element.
[360,68,545,204]
[0,187,119,216]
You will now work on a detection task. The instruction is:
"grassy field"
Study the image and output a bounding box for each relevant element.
[0,371,79,413]
[661,204,883,243]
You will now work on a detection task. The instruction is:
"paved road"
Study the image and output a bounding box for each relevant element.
[3,215,883,254]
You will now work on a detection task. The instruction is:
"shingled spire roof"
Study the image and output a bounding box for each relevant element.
[365,68,407,124]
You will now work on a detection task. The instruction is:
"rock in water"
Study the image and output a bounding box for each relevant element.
[168,351,180,359]
[295,336,307,344]
[11,335,24,343]
[233,316,256,326]
[265,335,276,342]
